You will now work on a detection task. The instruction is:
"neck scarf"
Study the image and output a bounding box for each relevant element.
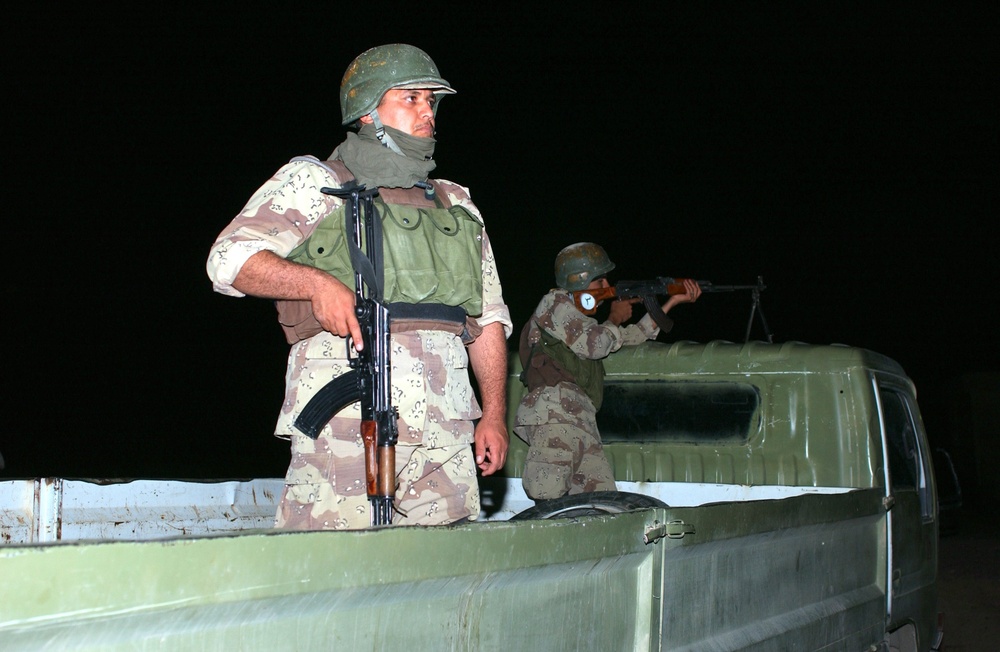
[332,124,437,189]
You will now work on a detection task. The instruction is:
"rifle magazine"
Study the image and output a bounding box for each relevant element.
[293,370,362,439]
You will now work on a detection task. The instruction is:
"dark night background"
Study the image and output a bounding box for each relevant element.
[4,6,996,499]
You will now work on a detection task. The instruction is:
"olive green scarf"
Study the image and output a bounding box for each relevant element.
[331,124,437,189]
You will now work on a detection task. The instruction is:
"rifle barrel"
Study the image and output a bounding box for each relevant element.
[700,281,766,292]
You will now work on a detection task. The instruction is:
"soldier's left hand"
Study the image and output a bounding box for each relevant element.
[474,418,508,476]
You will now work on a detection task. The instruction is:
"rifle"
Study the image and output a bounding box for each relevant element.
[293,184,399,526]
[570,276,772,343]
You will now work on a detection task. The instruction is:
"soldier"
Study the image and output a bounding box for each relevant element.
[514,243,701,501]
[207,44,512,529]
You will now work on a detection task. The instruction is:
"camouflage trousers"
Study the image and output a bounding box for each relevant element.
[274,429,480,530]
[516,422,617,500]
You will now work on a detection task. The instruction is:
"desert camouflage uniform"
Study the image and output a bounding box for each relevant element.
[207,156,511,529]
[514,289,659,500]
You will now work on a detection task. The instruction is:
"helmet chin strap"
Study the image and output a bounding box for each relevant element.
[368,110,405,156]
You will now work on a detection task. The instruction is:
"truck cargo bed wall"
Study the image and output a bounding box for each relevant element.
[655,488,888,650]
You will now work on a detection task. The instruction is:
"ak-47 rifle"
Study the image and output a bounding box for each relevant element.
[293,184,399,526]
[570,276,772,343]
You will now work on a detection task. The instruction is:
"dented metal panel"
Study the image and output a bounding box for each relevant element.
[654,489,888,650]
[0,490,889,651]
[0,509,663,651]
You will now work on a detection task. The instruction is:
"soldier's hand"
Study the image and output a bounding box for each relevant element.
[474,417,508,476]
[662,278,702,313]
[608,298,639,326]
[312,277,364,349]
[678,278,702,303]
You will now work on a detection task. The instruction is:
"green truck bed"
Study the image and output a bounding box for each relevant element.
[0,341,942,651]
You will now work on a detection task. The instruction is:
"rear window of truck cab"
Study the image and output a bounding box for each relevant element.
[597,380,760,444]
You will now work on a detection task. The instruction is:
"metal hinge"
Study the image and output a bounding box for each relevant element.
[644,519,695,544]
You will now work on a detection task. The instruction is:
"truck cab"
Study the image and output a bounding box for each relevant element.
[502,340,942,651]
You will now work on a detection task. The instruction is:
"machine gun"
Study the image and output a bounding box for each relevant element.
[570,276,772,343]
[293,184,398,526]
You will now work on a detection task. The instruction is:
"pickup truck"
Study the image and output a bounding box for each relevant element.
[0,340,943,651]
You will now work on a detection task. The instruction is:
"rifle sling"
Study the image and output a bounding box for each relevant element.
[341,187,383,300]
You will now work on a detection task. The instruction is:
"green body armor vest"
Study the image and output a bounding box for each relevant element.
[521,325,606,410]
[288,164,484,315]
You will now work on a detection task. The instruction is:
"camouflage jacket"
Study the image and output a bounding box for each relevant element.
[514,288,658,428]
[207,155,512,447]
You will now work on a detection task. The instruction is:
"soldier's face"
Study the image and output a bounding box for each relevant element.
[364,89,437,138]
[587,277,610,290]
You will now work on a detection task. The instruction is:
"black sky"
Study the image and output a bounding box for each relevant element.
[5,5,997,480]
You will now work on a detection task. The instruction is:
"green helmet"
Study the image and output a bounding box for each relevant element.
[554,243,616,291]
[340,44,456,126]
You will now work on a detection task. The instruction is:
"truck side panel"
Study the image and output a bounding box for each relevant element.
[0,489,888,652]
[654,489,888,651]
[0,512,662,652]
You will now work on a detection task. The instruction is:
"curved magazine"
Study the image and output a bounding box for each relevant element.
[293,370,362,439]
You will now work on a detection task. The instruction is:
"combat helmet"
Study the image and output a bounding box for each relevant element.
[555,243,616,291]
[340,44,456,126]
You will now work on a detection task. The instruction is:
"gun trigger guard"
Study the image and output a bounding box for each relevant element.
[345,337,362,368]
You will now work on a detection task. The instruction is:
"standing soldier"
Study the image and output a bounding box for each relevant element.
[207,44,512,529]
[514,243,700,501]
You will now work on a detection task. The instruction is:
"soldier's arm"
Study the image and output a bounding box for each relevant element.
[468,321,508,475]
[658,278,702,313]
[624,278,704,344]
[549,292,627,359]
[233,251,363,347]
